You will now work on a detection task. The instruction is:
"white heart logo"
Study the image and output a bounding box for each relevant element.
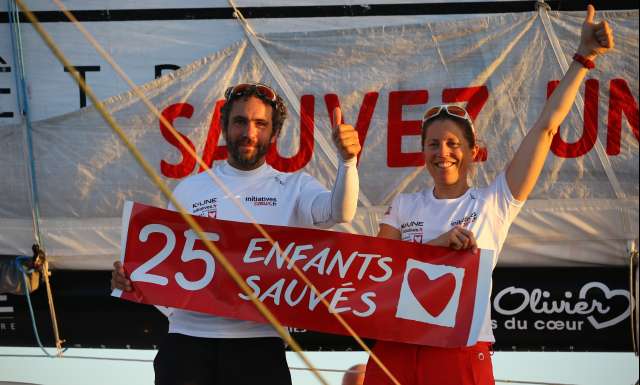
[578,282,631,330]
[395,259,464,327]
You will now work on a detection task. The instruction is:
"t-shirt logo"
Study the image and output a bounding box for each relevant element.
[450,212,478,227]
[192,198,217,218]
[245,196,278,207]
[400,221,424,243]
[395,259,464,327]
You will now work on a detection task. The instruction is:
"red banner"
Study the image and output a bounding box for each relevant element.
[113,202,494,347]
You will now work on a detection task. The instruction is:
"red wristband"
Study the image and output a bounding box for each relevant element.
[573,53,595,70]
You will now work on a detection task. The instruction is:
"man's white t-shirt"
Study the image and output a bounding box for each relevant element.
[166,161,335,338]
[381,172,523,342]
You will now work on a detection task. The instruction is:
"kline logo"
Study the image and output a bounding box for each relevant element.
[401,221,424,229]
[400,221,424,243]
[193,198,217,218]
[395,259,465,327]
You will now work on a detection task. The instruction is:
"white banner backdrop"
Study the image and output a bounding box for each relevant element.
[0,10,637,269]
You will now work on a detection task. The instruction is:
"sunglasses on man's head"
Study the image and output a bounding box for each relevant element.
[224,83,278,104]
[422,104,475,134]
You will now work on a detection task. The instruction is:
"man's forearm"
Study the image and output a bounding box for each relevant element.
[311,157,359,227]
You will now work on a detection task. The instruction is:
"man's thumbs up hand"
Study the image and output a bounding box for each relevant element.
[331,106,361,161]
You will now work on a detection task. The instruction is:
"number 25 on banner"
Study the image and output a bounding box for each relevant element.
[129,224,218,291]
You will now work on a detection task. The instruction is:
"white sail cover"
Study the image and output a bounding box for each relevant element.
[0,5,637,269]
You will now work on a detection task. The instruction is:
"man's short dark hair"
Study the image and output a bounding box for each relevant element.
[220,86,288,138]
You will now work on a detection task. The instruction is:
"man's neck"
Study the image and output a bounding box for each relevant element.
[226,158,267,171]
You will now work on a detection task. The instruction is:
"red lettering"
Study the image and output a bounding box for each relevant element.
[198,100,228,172]
[387,90,428,167]
[443,86,489,162]
[160,103,196,179]
[607,78,639,155]
[549,79,599,158]
[266,94,315,172]
[442,86,488,120]
[324,92,379,165]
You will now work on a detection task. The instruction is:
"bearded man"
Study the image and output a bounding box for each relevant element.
[112,82,361,385]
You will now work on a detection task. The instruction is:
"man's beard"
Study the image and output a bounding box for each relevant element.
[227,137,271,169]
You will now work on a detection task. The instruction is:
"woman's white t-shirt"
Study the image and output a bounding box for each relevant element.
[381,172,524,342]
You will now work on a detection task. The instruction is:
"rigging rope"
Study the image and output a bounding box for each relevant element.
[14,256,67,357]
[9,0,64,356]
[15,256,52,357]
[41,257,64,354]
[628,241,639,356]
[8,0,42,248]
[48,1,399,384]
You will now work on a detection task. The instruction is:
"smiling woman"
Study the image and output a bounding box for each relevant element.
[366,5,617,385]
[422,118,477,198]
[421,105,478,198]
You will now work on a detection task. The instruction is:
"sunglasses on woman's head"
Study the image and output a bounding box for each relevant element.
[422,104,475,134]
[224,83,278,105]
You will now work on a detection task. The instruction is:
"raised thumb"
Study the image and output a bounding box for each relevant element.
[585,4,595,24]
[332,106,342,130]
